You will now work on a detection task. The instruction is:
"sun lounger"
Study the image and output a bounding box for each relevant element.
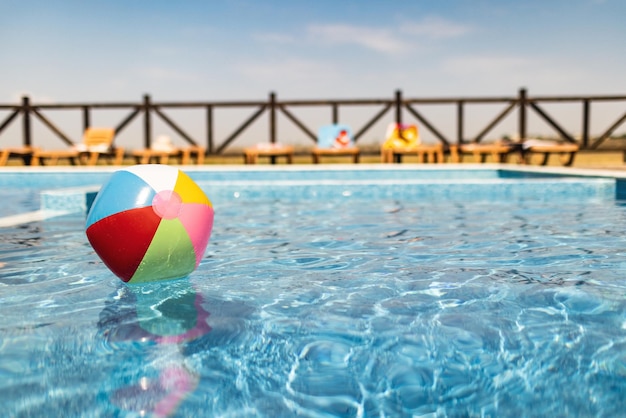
[382,143,444,163]
[458,142,512,163]
[131,135,205,165]
[312,124,360,163]
[243,143,294,164]
[381,123,445,163]
[519,139,579,166]
[32,127,124,166]
[0,146,38,166]
[131,147,206,165]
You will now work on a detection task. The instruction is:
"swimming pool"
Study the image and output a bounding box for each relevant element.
[1,165,625,417]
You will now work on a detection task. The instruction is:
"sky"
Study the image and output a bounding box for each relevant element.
[1,0,625,148]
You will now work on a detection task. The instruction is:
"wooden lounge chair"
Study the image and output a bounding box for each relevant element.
[382,143,444,163]
[381,123,418,163]
[311,124,360,163]
[131,135,205,165]
[381,123,444,163]
[243,143,294,164]
[32,127,124,166]
[0,146,38,166]
[458,141,512,163]
[519,139,579,166]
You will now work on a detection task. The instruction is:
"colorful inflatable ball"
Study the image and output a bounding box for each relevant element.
[85,165,214,284]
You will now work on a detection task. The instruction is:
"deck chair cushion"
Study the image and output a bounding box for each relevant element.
[151,135,176,152]
[72,128,116,152]
[382,123,420,149]
[317,124,354,149]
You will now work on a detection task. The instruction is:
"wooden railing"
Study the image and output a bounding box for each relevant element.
[1,88,625,153]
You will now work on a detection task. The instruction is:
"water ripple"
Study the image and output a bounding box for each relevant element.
[2,198,626,416]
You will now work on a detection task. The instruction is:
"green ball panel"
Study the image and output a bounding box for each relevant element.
[128,219,197,284]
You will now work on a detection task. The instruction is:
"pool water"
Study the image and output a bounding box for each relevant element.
[1,167,625,417]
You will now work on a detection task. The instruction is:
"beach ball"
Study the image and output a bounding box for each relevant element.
[86,165,214,284]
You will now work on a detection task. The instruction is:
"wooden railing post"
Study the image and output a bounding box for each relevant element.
[332,103,339,124]
[395,89,402,125]
[206,105,214,154]
[457,100,464,144]
[22,96,31,147]
[269,91,276,143]
[143,94,152,149]
[582,99,590,148]
[82,106,90,132]
[518,88,527,141]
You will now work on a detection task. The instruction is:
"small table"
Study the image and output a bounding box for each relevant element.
[243,144,294,164]
[312,147,360,164]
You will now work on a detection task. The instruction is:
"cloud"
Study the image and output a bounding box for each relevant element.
[306,23,409,54]
[252,16,472,56]
[400,16,473,39]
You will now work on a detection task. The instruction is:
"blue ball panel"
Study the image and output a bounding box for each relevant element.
[86,170,157,228]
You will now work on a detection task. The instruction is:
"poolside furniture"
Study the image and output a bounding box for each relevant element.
[518,139,579,166]
[0,146,38,166]
[31,127,124,166]
[243,143,294,164]
[457,142,512,163]
[382,143,444,163]
[311,124,360,163]
[131,146,205,165]
[381,123,445,163]
[130,135,205,165]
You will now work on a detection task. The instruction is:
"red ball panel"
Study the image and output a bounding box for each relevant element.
[86,206,161,282]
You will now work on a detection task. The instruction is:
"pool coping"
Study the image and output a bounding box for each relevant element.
[0,162,626,179]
